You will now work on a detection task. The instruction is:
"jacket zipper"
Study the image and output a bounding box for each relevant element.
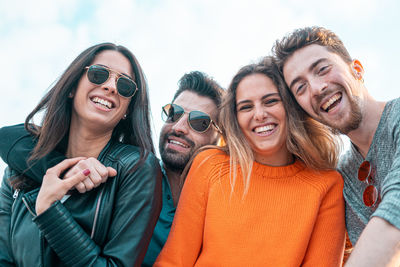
[22,196,36,217]
[11,189,20,212]
[13,189,20,199]
[91,186,105,239]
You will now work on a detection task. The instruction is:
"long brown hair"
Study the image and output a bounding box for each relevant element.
[13,43,154,189]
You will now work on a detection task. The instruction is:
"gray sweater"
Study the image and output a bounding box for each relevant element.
[338,98,400,245]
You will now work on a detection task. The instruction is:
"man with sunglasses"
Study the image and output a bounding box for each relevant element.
[273,26,400,266]
[142,71,224,266]
[0,70,224,266]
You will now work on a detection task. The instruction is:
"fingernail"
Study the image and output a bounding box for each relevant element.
[83,169,90,176]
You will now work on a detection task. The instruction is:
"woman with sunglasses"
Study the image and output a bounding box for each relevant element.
[154,58,345,266]
[0,43,161,266]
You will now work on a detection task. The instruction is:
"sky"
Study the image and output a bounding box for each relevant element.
[1,0,399,179]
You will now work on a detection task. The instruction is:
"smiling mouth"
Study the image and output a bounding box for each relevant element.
[91,96,113,109]
[254,124,276,134]
[321,93,342,112]
[168,139,189,148]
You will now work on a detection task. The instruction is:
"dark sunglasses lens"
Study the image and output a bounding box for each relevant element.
[162,104,184,122]
[117,77,136,97]
[87,66,109,84]
[363,185,378,207]
[189,111,211,132]
[358,161,371,181]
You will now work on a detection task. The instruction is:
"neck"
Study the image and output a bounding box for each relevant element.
[164,166,183,207]
[347,95,386,158]
[67,118,113,158]
[255,147,294,167]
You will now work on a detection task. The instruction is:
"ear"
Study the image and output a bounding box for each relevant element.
[351,59,364,80]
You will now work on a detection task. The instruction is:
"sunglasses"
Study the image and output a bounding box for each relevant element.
[358,160,379,207]
[85,64,138,98]
[162,103,221,133]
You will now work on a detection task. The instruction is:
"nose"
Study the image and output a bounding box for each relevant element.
[253,105,267,121]
[171,113,189,134]
[309,77,328,98]
[102,73,118,95]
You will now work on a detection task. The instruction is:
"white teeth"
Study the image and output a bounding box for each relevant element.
[92,97,112,109]
[170,140,189,148]
[254,124,275,133]
[321,93,341,111]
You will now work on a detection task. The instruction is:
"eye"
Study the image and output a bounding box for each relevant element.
[295,83,306,95]
[318,65,330,75]
[237,104,252,112]
[264,98,280,106]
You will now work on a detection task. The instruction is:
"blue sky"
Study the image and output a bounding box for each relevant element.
[1,0,399,177]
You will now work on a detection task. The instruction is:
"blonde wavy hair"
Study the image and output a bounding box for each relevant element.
[218,57,342,195]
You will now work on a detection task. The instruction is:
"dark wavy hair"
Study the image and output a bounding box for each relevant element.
[13,43,154,189]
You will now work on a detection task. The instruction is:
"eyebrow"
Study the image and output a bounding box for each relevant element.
[288,58,328,90]
[236,93,280,106]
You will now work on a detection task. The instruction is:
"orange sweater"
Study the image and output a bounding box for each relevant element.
[154,149,345,267]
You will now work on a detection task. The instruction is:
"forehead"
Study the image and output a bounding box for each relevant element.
[283,44,348,80]
[91,50,133,77]
[173,90,217,117]
[236,73,278,101]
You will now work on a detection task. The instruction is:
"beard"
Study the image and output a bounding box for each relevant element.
[335,94,362,134]
[159,131,196,172]
[314,87,363,134]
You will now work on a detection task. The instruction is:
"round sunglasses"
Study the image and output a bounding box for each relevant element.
[162,103,221,133]
[358,160,379,207]
[85,64,138,98]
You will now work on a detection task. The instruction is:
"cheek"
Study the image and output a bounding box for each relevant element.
[295,96,312,112]
[160,124,169,135]
[159,124,172,141]
[236,113,248,132]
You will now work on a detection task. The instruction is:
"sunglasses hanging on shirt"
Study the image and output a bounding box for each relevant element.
[358,160,380,207]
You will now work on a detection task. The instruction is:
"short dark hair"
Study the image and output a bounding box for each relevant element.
[172,71,224,114]
[273,26,352,72]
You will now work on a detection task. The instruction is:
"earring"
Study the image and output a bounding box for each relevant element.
[68,92,74,98]
[123,114,127,119]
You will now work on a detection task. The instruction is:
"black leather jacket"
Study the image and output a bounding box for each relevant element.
[0,124,162,266]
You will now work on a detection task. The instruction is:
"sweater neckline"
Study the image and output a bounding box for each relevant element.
[251,159,305,179]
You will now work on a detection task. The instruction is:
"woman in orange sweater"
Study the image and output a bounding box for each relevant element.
[154,57,345,266]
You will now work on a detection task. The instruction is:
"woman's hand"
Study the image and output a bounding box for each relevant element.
[63,157,117,193]
[36,157,91,215]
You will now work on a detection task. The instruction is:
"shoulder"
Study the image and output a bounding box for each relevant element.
[191,148,229,170]
[383,98,400,126]
[0,123,27,137]
[0,123,33,160]
[337,147,356,173]
[105,143,161,180]
[186,149,230,181]
[1,167,18,190]
[106,142,158,166]
[297,167,343,195]
[106,142,141,161]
